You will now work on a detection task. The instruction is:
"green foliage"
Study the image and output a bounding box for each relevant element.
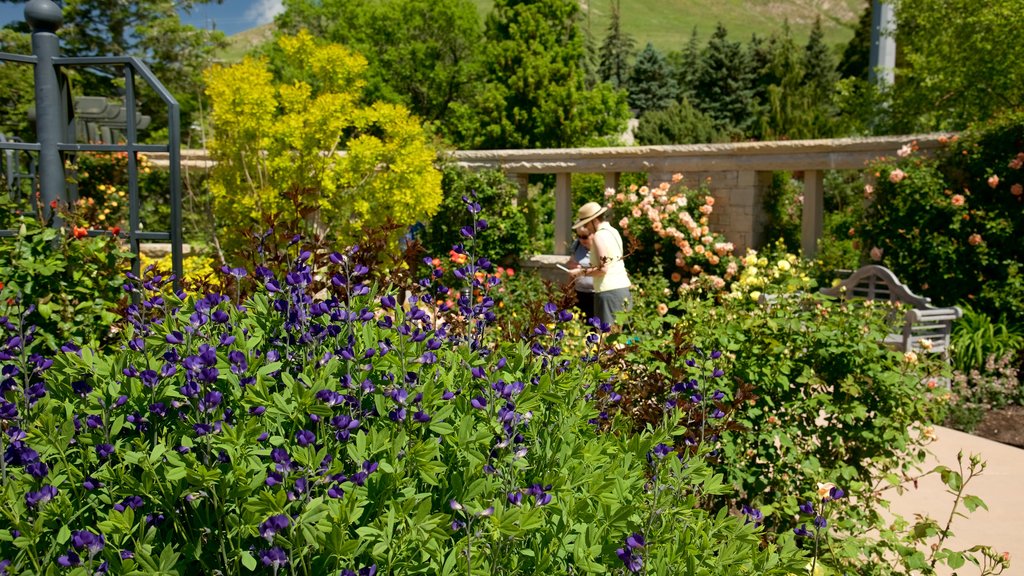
[857,114,1024,323]
[0,198,130,349]
[0,29,34,140]
[890,0,1024,130]
[0,245,810,574]
[421,164,530,267]
[275,0,483,133]
[449,0,629,149]
[625,42,676,114]
[951,305,1024,373]
[596,0,634,89]
[67,152,170,233]
[947,352,1022,432]
[762,172,802,252]
[634,98,721,145]
[59,0,227,138]
[203,31,442,262]
[693,24,759,135]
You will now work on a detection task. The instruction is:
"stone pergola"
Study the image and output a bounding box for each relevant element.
[153,133,949,258]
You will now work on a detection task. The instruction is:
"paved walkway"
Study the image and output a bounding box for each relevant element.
[887,426,1023,575]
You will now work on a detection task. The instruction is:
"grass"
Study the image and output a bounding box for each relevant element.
[221,0,865,62]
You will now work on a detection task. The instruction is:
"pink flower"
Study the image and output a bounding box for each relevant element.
[888,169,906,183]
[988,175,1000,188]
[656,303,668,316]
[870,246,884,261]
[604,187,615,197]
[671,173,683,183]
[897,143,913,157]
[1013,183,1023,197]
[864,184,874,199]
[951,194,965,206]
[968,233,982,246]
[619,217,629,228]
[1009,153,1024,170]
[704,196,715,206]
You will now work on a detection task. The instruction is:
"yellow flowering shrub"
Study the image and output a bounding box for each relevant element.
[203,31,442,257]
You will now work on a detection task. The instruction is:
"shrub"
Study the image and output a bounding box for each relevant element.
[0,198,130,349]
[947,353,1023,432]
[0,211,809,574]
[857,114,1024,324]
[604,175,739,293]
[67,152,169,233]
[951,304,1024,373]
[421,164,529,268]
[203,31,442,263]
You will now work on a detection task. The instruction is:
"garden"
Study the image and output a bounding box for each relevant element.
[1,6,1023,575]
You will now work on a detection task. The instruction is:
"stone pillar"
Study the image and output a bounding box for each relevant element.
[603,172,620,194]
[801,170,824,257]
[554,172,572,255]
[507,173,529,207]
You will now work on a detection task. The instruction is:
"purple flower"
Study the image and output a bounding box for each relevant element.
[799,501,815,515]
[71,530,105,556]
[113,495,144,512]
[259,514,290,541]
[83,476,102,491]
[295,430,316,447]
[259,546,288,568]
[741,504,763,526]
[813,515,827,529]
[626,533,645,549]
[25,485,57,508]
[95,443,115,460]
[470,396,487,410]
[829,486,845,500]
[56,551,81,567]
[616,547,643,573]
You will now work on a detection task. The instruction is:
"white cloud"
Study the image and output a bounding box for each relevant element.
[244,0,284,26]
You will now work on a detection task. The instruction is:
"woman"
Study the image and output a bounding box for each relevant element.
[566,228,595,321]
[568,202,631,327]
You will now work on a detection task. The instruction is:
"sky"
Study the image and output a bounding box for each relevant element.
[0,0,282,37]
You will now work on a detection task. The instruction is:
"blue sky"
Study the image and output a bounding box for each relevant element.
[0,0,281,37]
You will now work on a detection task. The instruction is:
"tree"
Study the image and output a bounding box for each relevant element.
[837,0,872,80]
[693,23,759,135]
[276,0,483,133]
[801,17,840,136]
[204,31,442,260]
[56,0,227,136]
[597,0,633,89]
[890,0,1024,130]
[0,28,33,139]
[667,26,700,102]
[634,99,721,145]
[449,0,628,149]
[626,42,676,115]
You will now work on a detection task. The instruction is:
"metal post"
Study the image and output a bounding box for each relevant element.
[25,0,67,222]
[869,0,896,87]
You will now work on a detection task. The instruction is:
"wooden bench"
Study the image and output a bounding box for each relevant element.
[820,265,962,359]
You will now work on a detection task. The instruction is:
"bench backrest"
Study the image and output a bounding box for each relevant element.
[820,265,931,309]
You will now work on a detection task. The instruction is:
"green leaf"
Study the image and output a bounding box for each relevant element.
[241,551,258,571]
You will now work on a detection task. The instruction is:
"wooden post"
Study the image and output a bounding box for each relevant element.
[801,170,824,257]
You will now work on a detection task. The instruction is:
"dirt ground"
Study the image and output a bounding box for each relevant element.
[971,405,1024,449]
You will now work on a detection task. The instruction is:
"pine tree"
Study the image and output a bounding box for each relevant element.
[838,0,873,80]
[597,0,634,88]
[626,42,677,114]
[693,23,760,135]
[667,27,700,101]
[635,99,721,145]
[449,0,629,149]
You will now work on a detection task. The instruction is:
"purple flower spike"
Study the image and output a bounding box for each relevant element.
[259,514,290,541]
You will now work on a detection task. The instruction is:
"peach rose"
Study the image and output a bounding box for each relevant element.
[1012,183,1023,196]
[968,233,982,246]
[988,175,1000,188]
[870,246,883,261]
[656,303,668,316]
[705,196,715,206]
[951,194,965,206]
[889,169,906,183]
[864,184,874,199]
[671,173,683,183]
[670,272,682,283]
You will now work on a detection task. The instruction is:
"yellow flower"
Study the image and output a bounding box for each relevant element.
[903,351,918,364]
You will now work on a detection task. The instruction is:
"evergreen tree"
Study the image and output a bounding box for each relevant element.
[597,0,634,88]
[634,99,721,145]
[449,0,628,149]
[838,0,873,80]
[802,16,840,136]
[693,23,759,135]
[666,27,700,101]
[626,42,677,114]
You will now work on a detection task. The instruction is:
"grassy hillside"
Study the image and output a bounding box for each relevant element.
[223,0,865,61]
[474,0,864,53]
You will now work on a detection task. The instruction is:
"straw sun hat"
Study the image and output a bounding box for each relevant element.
[572,202,609,230]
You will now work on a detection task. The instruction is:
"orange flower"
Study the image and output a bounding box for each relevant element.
[656,303,668,316]
[1012,183,1023,196]
[72,226,88,239]
[951,194,965,206]
[987,175,1000,188]
[968,233,982,246]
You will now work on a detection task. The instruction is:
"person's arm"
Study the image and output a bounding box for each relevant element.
[570,231,609,278]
